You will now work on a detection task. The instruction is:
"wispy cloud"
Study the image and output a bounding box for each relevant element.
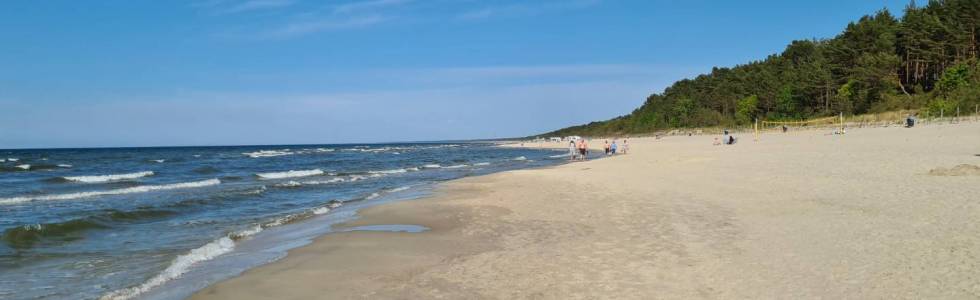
[333,0,412,14]
[250,0,414,39]
[208,0,600,40]
[193,0,295,14]
[225,0,295,13]
[259,14,386,39]
[457,0,601,21]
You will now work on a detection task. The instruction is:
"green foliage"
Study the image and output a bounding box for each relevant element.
[925,98,957,116]
[774,86,798,118]
[937,62,972,97]
[735,95,759,125]
[542,0,980,137]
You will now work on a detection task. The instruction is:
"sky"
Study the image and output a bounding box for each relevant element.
[0,0,911,149]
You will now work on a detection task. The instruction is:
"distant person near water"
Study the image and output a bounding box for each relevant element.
[577,139,588,161]
[568,140,577,160]
[604,140,610,155]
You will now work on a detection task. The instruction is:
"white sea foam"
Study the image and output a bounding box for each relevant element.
[232,226,264,239]
[63,171,155,183]
[473,162,491,166]
[15,164,30,170]
[275,181,303,188]
[315,148,335,152]
[444,164,468,169]
[242,150,294,158]
[305,178,346,185]
[549,154,568,158]
[264,215,296,227]
[256,169,324,179]
[366,192,381,200]
[100,236,235,300]
[151,159,165,163]
[388,186,411,193]
[7,158,18,162]
[513,156,528,161]
[244,186,267,195]
[369,168,408,175]
[313,207,331,215]
[0,179,221,205]
[422,164,442,169]
[57,164,73,168]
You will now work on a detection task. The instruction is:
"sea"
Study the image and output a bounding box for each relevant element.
[0,143,579,300]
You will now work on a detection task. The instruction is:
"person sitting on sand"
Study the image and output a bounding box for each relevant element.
[610,140,618,155]
[721,130,736,145]
[713,137,721,145]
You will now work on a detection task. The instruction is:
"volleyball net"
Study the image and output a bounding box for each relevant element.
[754,114,845,138]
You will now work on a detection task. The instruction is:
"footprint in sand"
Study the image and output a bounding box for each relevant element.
[928,164,980,176]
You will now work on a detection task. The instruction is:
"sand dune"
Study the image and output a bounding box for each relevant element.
[193,122,980,299]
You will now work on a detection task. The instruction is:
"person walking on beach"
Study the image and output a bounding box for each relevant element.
[622,139,629,154]
[610,140,618,155]
[578,139,588,161]
[604,140,610,155]
[568,140,578,160]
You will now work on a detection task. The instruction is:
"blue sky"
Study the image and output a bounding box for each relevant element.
[0,0,909,148]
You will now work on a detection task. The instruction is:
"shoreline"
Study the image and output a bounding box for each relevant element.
[193,122,980,299]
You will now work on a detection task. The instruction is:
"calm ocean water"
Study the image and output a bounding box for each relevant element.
[0,143,574,299]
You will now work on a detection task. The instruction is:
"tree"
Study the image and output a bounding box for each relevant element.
[735,95,759,125]
[541,1,980,137]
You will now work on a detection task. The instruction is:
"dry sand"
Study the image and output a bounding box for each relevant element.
[192,122,980,299]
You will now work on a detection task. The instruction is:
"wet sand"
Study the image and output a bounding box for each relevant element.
[192,122,980,299]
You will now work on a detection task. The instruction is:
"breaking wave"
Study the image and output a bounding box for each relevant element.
[255,169,324,180]
[100,236,235,300]
[101,199,345,300]
[0,179,221,205]
[242,150,293,158]
[369,168,409,175]
[62,171,155,183]
[1,209,177,249]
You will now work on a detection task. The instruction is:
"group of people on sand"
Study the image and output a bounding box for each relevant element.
[714,130,737,145]
[568,138,629,161]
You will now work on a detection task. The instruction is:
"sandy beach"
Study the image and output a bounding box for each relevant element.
[192,122,980,299]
